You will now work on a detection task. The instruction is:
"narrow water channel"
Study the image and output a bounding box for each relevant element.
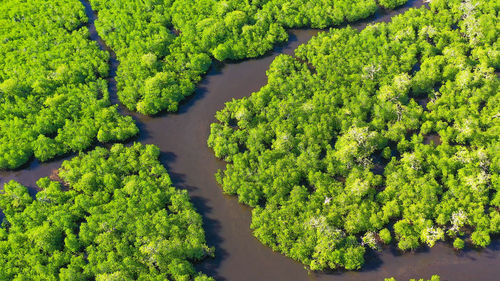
[1,1,498,280]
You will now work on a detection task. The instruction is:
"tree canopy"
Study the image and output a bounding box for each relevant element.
[0,143,213,281]
[209,0,500,271]
[0,0,138,169]
[385,276,441,281]
[89,0,411,115]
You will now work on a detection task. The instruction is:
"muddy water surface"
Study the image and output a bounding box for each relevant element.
[1,1,499,280]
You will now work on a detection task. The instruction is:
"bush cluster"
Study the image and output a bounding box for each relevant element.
[89,0,410,115]
[0,143,213,281]
[209,0,499,270]
[0,0,138,169]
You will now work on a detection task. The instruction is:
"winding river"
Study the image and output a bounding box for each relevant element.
[1,0,498,280]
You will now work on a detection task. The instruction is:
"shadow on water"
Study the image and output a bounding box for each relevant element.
[159,149,228,280]
[79,0,120,104]
[2,0,499,280]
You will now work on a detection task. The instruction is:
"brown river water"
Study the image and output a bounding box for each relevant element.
[1,0,499,280]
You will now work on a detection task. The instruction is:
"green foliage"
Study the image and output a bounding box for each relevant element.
[379,0,408,9]
[89,0,410,115]
[209,0,500,271]
[0,0,138,169]
[379,228,392,244]
[453,237,465,249]
[0,143,213,281]
[385,275,440,281]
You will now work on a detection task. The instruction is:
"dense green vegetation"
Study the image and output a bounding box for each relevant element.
[209,0,500,271]
[0,143,213,280]
[0,0,138,170]
[89,0,411,115]
[385,276,440,281]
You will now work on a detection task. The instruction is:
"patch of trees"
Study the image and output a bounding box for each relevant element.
[0,143,214,281]
[0,0,138,169]
[88,0,410,115]
[385,276,440,281]
[209,0,499,271]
